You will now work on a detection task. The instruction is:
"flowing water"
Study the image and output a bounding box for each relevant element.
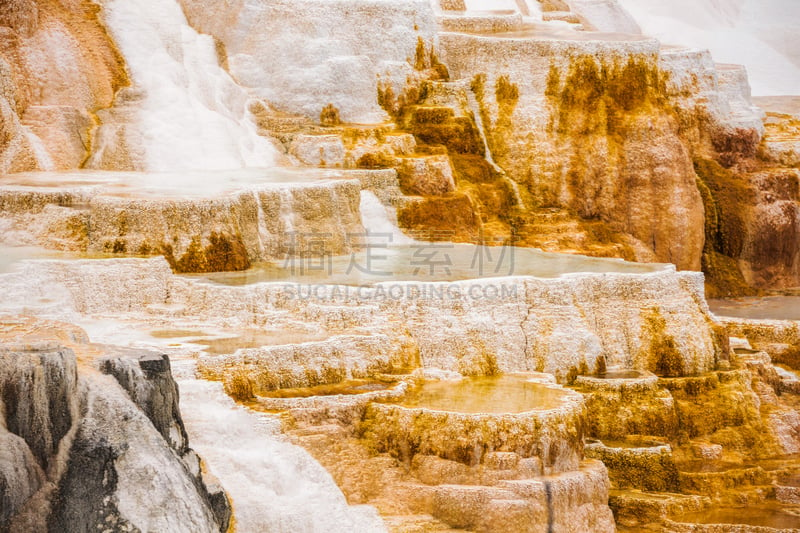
[358,191,416,245]
[174,362,386,533]
[22,127,55,171]
[464,90,526,208]
[89,0,277,171]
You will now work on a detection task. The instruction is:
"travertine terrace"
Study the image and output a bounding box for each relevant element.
[1,0,800,532]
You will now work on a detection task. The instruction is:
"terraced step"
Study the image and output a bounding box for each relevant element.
[248,101,315,139]
[677,462,774,497]
[396,155,456,196]
[524,221,584,235]
[609,489,710,529]
[759,110,800,167]
[285,126,416,169]
[665,501,800,532]
[383,514,465,533]
[586,439,680,492]
[542,11,581,24]
[436,0,466,11]
[527,208,573,224]
[438,11,524,34]
[401,105,484,155]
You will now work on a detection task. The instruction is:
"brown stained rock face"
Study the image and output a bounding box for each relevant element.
[741,169,800,288]
[542,55,704,271]
[396,155,456,196]
[437,33,799,292]
[636,307,687,377]
[402,104,484,156]
[319,103,340,127]
[0,0,39,38]
[22,105,93,169]
[163,232,251,274]
[440,37,707,271]
[712,126,761,168]
[616,114,705,270]
[397,193,482,242]
[696,158,800,294]
[0,0,128,172]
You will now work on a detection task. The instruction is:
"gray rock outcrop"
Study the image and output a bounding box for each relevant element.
[0,327,231,533]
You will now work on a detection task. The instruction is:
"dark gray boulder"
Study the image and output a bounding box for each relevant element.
[0,344,78,470]
[98,347,189,453]
[97,348,232,531]
[0,426,45,529]
[48,375,221,533]
[0,340,231,533]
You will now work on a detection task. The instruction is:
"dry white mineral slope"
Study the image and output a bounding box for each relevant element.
[178,0,437,123]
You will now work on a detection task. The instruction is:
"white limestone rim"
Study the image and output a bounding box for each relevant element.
[497,456,611,484]
[0,185,99,198]
[1,256,686,311]
[0,167,364,180]
[196,333,393,365]
[715,316,800,328]
[661,518,794,533]
[6,253,673,274]
[237,269,690,308]
[0,256,697,327]
[0,254,708,341]
[0,176,366,202]
[254,380,411,411]
[439,10,518,16]
[659,45,716,58]
[437,10,523,25]
[367,379,584,419]
[438,25,659,49]
[574,371,659,392]
[216,266,681,291]
[585,439,672,456]
[0,340,65,352]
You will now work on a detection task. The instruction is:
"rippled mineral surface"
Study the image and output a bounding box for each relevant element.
[1,0,800,532]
